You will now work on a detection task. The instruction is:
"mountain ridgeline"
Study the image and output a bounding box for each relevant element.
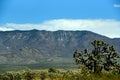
[0,30,120,64]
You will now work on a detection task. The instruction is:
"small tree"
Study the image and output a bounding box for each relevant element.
[73,40,120,74]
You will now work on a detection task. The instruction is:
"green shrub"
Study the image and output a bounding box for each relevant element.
[23,70,36,80]
[48,68,58,73]
[40,72,47,80]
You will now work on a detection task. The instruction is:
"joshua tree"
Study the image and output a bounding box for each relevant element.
[73,40,120,74]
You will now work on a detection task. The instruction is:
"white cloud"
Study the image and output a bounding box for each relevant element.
[0,19,120,38]
[114,4,120,8]
[0,27,14,31]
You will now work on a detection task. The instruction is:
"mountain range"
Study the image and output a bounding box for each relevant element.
[0,30,120,65]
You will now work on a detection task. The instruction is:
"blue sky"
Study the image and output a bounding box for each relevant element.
[0,0,120,23]
[0,0,120,38]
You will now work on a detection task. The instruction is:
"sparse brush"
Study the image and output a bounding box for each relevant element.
[40,71,47,80]
[0,69,120,80]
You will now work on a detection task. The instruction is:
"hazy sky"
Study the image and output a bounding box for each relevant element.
[0,0,120,38]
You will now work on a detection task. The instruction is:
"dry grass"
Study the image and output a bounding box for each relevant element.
[0,68,120,80]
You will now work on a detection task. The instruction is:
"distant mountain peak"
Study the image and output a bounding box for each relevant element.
[0,30,119,64]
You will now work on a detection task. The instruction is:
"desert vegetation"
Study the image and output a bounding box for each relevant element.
[0,68,120,80]
[73,40,120,74]
[0,40,120,80]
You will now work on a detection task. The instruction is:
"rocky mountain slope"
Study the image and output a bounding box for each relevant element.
[0,30,119,64]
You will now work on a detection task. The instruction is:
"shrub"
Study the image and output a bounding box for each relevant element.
[48,68,58,73]
[23,70,36,80]
[40,72,47,80]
